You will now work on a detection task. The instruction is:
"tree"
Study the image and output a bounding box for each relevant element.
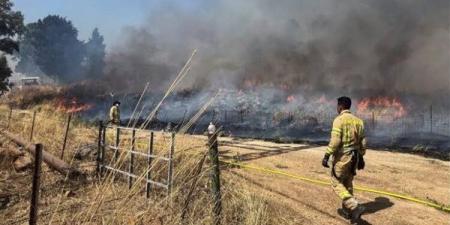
[17,15,84,83]
[0,0,24,92]
[83,28,106,78]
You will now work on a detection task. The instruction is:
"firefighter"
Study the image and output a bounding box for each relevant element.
[321,96,367,222]
[109,101,121,125]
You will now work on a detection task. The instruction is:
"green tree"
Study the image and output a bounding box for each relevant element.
[83,28,106,78]
[0,0,24,93]
[17,15,84,82]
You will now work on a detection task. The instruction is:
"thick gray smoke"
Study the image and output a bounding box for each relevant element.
[104,0,450,102]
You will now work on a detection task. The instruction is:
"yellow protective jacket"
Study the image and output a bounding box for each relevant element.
[109,105,120,124]
[326,110,366,156]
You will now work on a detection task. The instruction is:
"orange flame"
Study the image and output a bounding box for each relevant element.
[357,97,407,120]
[55,97,92,113]
[286,95,295,103]
[317,95,333,104]
[244,79,259,89]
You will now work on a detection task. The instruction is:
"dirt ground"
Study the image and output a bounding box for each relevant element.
[215,136,450,225]
[1,128,449,224]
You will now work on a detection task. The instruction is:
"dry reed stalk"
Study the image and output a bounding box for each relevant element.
[140,49,197,129]
[140,64,192,129]
[127,82,150,128]
[131,102,149,128]
[179,91,220,134]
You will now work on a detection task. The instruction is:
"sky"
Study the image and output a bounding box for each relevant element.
[12,0,153,48]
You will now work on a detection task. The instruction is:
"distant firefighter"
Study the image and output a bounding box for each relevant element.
[322,96,367,222]
[109,101,121,125]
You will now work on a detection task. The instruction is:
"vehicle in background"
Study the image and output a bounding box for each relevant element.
[20,77,41,87]
[9,77,41,89]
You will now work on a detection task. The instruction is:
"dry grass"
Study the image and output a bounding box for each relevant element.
[0,86,63,109]
[0,100,283,225]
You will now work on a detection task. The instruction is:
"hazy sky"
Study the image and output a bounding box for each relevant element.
[12,0,153,47]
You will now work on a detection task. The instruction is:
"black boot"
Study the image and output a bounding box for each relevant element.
[350,205,365,223]
[337,203,351,219]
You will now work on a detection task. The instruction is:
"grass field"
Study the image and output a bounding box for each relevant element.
[0,92,449,225]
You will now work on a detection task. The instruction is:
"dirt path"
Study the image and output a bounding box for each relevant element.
[218,137,450,225]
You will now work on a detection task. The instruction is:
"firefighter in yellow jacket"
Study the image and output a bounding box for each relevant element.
[322,96,366,222]
[109,101,121,125]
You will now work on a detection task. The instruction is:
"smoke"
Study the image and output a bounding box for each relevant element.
[104,0,450,101]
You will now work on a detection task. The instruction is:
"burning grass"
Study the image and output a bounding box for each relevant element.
[357,96,407,121]
[1,85,98,114]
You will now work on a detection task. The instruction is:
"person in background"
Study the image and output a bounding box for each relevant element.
[109,101,121,125]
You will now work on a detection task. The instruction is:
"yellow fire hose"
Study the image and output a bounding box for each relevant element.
[221,160,450,213]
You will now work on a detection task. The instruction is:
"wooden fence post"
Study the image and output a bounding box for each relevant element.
[430,105,433,134]
[371,111,375,129]
[6,107,12,129]
[60,114,72,159]
[167,132,175,196]
[29,144,43,225]
[128,129,136,189]
[208,130,222,225]
[96,121,104,174]
[146,131,154,198]
[30,111,37,142]
[100,126,106,176]
[114,127,120,161]
[422,113,426,132]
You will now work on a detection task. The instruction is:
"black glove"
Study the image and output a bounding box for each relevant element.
[322,154,330,168]
[357,153,365,170]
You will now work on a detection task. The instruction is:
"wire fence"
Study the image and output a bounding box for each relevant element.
[193,106,450,139]
[0,105,184,225]
[98,124,175,197]
[0,106,93,225]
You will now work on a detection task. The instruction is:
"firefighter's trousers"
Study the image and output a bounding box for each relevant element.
[331,152,358,210]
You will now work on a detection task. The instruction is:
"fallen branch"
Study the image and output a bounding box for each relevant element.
[0,129,84,179]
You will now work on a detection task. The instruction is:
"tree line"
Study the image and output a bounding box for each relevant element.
[0,0,106,92]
